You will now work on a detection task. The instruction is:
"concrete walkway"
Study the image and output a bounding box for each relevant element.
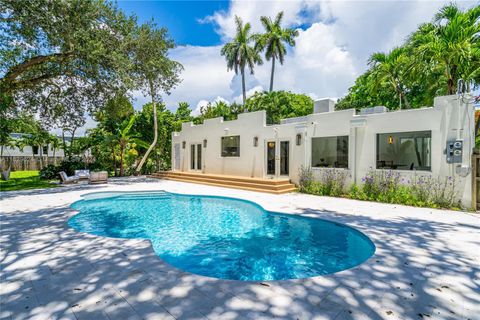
[1,177,479,320]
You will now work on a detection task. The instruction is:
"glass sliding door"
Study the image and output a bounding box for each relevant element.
[267,141,276,175]
[190,143,202,171]
[196,144,202,170]
[280,141,289,175]
[190,144,195,170]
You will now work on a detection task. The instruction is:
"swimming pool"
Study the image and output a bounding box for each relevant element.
[69,191,375,281]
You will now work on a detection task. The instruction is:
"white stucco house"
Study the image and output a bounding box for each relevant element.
[171,94,476,208]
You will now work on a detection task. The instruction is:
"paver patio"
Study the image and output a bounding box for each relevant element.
[1,177,479,319]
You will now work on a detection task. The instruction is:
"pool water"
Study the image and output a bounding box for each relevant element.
[69,191,375,281]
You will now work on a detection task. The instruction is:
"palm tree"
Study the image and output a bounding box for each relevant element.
[255,11,299,92]
[410,4,480,94]
[369,47,411,109]
[221,16,263,105]
[48,134,61,165]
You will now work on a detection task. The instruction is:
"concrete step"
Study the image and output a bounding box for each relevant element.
[153,171,291,185]
[149,171,297,194]
[151,173,294,191]
[152,176,297,194]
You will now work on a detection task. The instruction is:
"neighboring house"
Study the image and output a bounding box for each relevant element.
[0,133,67,158]
[172,94,476,207]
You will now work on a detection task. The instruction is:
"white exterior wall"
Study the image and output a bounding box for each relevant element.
[1,144,66,157]
[172,95,475,208]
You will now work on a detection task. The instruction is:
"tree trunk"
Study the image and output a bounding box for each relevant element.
[53,146,56,165]
[241,67,246,105]
[61,130,67,159]
[111,145,117,176]
[70,128,76,159]
[135,79,158,174]
[447,65,457,95]
[119,144,125,177]
[269,57,275,92]
[403,92,411,109]
[38,145,43,169]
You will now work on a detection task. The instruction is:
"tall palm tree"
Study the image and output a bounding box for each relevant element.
[410,4,480,94]
[221,16,263,105]
[255,11,299,92]
[369,47,411,109]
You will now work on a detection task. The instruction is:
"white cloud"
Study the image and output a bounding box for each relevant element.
[232,85,264,104]
[193,96,230,116]
[71,0,478,135]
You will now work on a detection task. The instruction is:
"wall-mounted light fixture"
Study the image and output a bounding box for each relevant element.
[296,133,302,146]
[388,136,394,144]
[253,136,258,147]
[182,141,186,149]
[203,139,207,148]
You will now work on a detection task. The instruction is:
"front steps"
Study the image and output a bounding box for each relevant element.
[149,171,297,194]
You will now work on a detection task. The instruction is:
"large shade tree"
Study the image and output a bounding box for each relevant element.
[255,11,298,92]
[130,21,183,174]
[221,16,263,105]
[0,0,137,123]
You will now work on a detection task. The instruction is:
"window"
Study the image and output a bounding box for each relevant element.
[376,131,431,171]
[42,146,48,155]
[32,146,39,155]
[221,136,240,157]
[311,136,349,168]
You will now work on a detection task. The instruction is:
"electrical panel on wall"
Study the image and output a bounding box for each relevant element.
[446,139,463,164]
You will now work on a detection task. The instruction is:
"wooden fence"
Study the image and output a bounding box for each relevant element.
[0,156,64,171]
[472,154,480,211]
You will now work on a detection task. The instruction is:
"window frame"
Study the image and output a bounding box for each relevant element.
[221,135,241,157]
[376,130,432,172]
[311,135,349,169]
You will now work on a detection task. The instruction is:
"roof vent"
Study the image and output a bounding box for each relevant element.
[359,106,388,115]
[314,98,335,113]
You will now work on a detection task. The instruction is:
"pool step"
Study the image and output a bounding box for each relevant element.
[149,171,297,194]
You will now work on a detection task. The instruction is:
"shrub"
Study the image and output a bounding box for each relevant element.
[299,167,349,197]
[39,164,59,180]
[300,167,462,210]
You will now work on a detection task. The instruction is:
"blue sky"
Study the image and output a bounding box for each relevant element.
[75,0,477,134]
[117,1,230,46]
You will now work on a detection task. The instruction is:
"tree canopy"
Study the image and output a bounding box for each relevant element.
[337,3,480,110]
[0,0,137,119]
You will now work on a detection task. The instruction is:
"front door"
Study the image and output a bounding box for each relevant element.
[174,143,180,170]
[267,141,276,175]
[190,143,202,171]
[266,140,290,177]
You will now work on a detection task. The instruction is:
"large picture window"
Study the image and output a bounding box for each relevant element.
[311,136,349,168]
[376,131,431,171]
[221,136,240,157]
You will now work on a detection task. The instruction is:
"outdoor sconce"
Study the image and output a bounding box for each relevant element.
[296,133,302,146]
[388,136,394,144]
[253,136,258,147]
[182,141,186,149]
[203,139,207,148]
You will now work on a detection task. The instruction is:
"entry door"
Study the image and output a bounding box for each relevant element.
[267,141,276,175]
[190,144,202,171]
[174,143,180,170]
[266,140,290,177]
[280,140,290,175]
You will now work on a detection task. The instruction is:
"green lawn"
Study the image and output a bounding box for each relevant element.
[0,171,59,192]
